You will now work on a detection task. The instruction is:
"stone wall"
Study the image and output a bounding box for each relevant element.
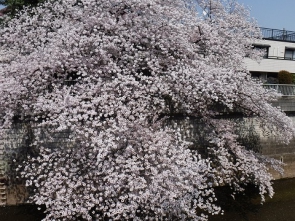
[0,122,72,205]
[272,97,295,112]
[267,97,295,179]
[260,117,295,179]
[1,113,295,205]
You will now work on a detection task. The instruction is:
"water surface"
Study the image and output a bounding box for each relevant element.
[1,178,295,220]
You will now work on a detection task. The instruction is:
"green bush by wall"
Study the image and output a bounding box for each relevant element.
[278,70,293,84]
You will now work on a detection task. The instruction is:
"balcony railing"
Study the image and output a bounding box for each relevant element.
[260,27,295,43]
[263,84,295,96]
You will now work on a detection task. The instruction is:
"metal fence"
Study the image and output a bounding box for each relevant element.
[260,27,295,42]
[263,84,295,96]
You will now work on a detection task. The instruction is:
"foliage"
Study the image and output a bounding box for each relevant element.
[0,0,294,220]
[278,70,293,84]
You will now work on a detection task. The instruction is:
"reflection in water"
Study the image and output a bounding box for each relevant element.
[210,178,295,221]
[0,204,45,221]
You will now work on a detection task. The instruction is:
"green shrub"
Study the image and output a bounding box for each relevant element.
[278,70,293,84]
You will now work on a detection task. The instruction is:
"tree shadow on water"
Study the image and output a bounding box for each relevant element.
[210,184,263,221]
[0,204,46,221]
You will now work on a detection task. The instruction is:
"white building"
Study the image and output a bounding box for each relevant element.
[245,27,295,83]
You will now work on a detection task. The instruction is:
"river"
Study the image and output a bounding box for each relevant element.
[0,178,295,221]
[210,178,295,221]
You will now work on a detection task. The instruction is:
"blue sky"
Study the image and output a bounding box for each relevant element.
[238,0,295,31]
[1,1,295,31]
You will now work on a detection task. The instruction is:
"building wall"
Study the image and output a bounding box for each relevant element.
[244,39,295,73]
[245,58,295,73]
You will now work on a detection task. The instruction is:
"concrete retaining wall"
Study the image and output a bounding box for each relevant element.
[2,103,295,204]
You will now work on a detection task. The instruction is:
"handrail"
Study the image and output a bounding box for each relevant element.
[260,27,295,43]
[267,56,295,61]
[263,84,295,96]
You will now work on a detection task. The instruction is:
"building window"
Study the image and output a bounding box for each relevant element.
[253,44,269,58]
[266,72,278,84]
[285,48,295,60]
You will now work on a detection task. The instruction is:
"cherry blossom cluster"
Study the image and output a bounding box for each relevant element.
[0,0,294,220]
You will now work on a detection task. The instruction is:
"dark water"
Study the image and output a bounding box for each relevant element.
[1,178,295,221]
[0,204,45,221]
[210,178,295,221]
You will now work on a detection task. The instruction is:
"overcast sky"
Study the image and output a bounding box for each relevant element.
[1,1,295,31]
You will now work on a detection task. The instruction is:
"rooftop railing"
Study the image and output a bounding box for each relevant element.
[263,84,295,96]
[260,27,295,43]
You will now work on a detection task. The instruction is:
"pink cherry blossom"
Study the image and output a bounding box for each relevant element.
[0,0,294,220]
